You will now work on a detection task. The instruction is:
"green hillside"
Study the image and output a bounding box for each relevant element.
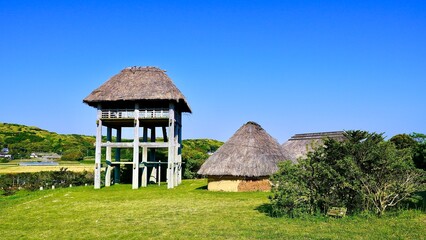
[0,122,95,160]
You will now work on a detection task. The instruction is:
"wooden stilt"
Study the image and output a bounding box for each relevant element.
[177,124,182,185]
[105,127,112,187]
[158,163,161,186]
[132,104,140,189]
[143,127,148,142]
[162,126,168,142]
[94,105,102,189]
[114,127,121,184]
[149,127,157,183]
[174,124,179,187]
[141,146,148,187]
[105,165,112,187]
[167,103,175,189]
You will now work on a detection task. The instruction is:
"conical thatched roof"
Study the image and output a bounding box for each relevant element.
[198,121,286,177]
[83,66,191,113]
[282,131,345,162]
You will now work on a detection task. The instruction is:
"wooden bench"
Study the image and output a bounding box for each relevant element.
[327,207,347,217]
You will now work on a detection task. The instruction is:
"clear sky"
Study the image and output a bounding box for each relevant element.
[1,1,425,143]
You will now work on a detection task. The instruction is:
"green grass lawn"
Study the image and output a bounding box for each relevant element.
[0,179,425,239]
[0,159,94,173]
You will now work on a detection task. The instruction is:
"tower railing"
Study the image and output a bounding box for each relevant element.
[100,108,170,119]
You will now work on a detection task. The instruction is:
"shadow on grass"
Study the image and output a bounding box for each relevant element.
[195,185,208,190]
[255,203,275,217]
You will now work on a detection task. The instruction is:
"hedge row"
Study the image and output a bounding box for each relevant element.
[0,168,93,195]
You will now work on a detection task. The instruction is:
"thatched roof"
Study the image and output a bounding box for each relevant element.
[83,66,191,113]
[282,131,345,162]
[197,121,287,177]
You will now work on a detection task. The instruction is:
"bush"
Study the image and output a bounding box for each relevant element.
[0,168,93,195]
[270,131,425,217]
[61,150,85,161]
[269,161,310,217]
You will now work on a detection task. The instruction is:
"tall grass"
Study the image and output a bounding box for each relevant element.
[0,179,424,239]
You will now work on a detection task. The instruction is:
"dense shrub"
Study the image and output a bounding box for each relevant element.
[0,168,93,195]
[270,131,425,217]
[269,161,311,217]
[61,150,85,161]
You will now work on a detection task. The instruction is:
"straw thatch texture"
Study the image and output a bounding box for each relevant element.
[83,66,191,112]
[197,121,286,177]
[282,131,345,162]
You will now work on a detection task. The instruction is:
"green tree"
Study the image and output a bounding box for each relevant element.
[390,134,417,149]
[270,131,425,217]
[410,133,426,170]
[61,150,85,161]
[269,161,310,217]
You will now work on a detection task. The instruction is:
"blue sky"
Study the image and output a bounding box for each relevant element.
[1,1,425,143]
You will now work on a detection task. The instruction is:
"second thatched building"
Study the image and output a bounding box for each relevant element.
[282,131,345,162]
[197,121,287,192]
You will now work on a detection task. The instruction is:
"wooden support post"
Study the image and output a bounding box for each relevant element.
[132,104,140,189]
[174,124,179,187]
[149,127,157,183]
[177,124,182,185]
[167,103,175,189]
[158,162,161,186]
[105,165,112,187]
[141,146,148,187]
[162,126,168,142]
[105,127,112,187]
[143,127,148,142]
[94,105,102,189]
[114,127,121,184]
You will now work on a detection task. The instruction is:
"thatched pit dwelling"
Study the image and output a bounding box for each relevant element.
[197,121,287,192]
[281,131,345,162]
[83,66,191,190]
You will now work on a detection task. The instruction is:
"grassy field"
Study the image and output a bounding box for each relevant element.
[0,179,425,239]
[0,159,94,174]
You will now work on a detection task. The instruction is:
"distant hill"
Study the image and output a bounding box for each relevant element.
[0,123,223,176]
[0,122,95,159]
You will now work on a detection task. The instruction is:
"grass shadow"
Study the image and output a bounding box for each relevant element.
[255,203,275,217]
[195,185,208,190]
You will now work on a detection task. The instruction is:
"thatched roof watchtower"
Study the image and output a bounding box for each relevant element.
[84,66,191,113]
[198,121,287,192]
[84,66,190,189]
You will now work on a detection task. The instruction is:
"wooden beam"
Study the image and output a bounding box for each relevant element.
[101,142,133,148]
[101,142,169,148]
[110,161,134,165]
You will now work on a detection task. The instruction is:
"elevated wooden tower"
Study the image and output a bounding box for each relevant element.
[83,66,191,189]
